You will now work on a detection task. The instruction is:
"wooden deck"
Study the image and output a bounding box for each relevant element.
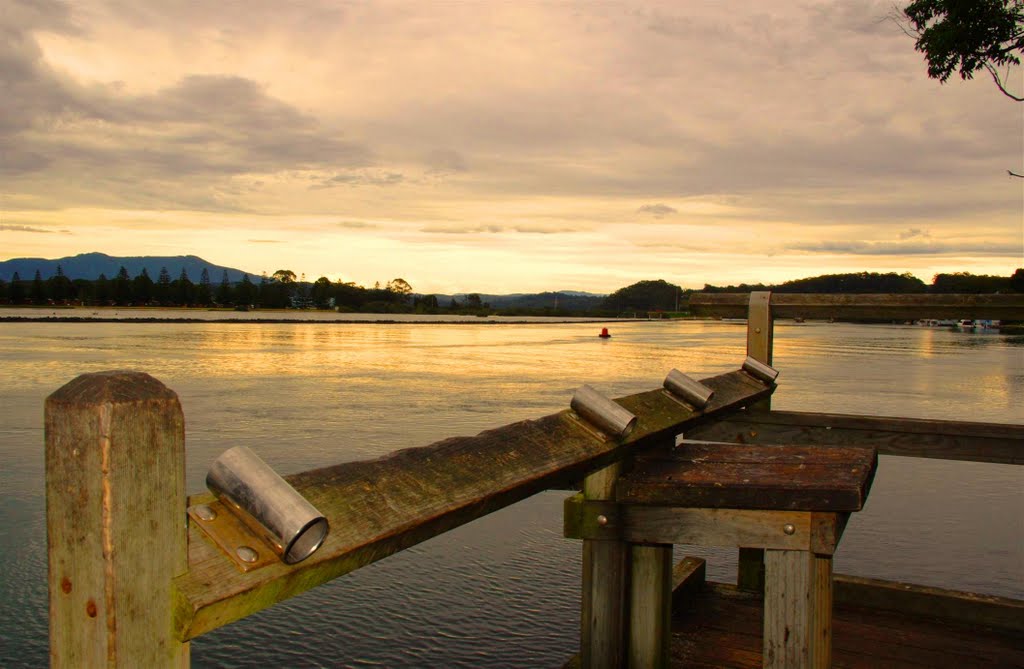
[669,583,1024,669]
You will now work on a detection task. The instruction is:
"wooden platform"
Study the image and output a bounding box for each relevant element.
[669,584,1024,669]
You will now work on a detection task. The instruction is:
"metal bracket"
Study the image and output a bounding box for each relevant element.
[187,501,278,573]
[563,493,623,541]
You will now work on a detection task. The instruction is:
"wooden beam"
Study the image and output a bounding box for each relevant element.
[581,463,628,669]
[688,292,1024,321]
[688,411,1024,465]
[834,574,1024,633]
[173,370,773,640]
[670,557,707,613]
[763,550,832,669]
[46,372,188,668]
[628,544,672,669]
[617,444,877,511]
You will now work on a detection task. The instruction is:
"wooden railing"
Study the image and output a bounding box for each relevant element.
[45,292,1024,668]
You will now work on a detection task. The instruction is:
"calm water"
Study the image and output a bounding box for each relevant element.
[0,320,1021,667]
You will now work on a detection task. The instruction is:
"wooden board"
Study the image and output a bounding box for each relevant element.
[687,292,1024,320]
[173,370,773,640]
[688,411,1024,465]
[616,442,877,511]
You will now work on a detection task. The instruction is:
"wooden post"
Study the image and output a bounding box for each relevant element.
[580,463,627,669]
[628,544,672,669]
[46,371,188,668]
[763,550,832,669]
[739,290,773,592]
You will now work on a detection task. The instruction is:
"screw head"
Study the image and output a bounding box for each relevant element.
[755,327,762,333]
[596,515,609,526]
[236,546,259,563]
[783,524,796,535]
[193,505,217,521]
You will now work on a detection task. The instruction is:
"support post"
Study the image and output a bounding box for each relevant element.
[628,544,672,669]
[580,463,627,669]
[739,290,773,592]
[763,550,832,669]
[46,371,188,668]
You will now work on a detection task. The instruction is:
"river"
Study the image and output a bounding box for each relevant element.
[0,319,1021,667]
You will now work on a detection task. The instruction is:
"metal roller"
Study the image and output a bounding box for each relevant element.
[741,356,780,384]
[570,384,637,439]
[662,369,715,409]
[207,446,329,565]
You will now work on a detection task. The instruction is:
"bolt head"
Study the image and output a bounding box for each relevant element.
[596,515,609,526]
[783,524,796,535]
[193,505,217,521]
[236,546,259,563]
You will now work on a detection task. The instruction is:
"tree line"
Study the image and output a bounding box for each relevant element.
[0,265,494,314]
[1,267,1020,315]
[604,270,1024,313]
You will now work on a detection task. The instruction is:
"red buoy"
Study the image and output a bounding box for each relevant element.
[598,328,611,338]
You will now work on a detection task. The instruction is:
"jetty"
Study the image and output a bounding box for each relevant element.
[44,293,1023,667]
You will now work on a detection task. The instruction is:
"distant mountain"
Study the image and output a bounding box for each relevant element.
[0,253,255,283]
[428,291,606,312]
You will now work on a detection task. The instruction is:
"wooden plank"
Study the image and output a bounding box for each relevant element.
[628,544,672,669]
[173,369,774,640]
[688,292,1024,320]
[565,497,847,554]
[763,550,832,669]
[46,371,188,668]
[688,411,1024,465]
[834,573,1024,633]
[670,556,706,613]
[581,463,627,669]
[617,443,877,511]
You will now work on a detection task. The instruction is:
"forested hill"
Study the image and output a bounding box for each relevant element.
[0,252,251,283]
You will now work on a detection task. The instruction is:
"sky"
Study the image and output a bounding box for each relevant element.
[1,0,1022,294]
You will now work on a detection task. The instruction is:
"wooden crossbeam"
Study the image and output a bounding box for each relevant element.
[688,411,1024,465]
[688,293,1024,320]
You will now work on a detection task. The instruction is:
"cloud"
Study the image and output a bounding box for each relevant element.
[899,228,931,240]
[335,221,378,229]
[638,204,677,218]
[512,224,580,234]
[790,240,1022,256]
[420,224,503,234]
[0,223,67,234]
[312,171,404,189]
[247,239,283,244]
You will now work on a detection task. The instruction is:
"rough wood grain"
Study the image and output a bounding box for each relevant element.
[581,462,627,669]
[617,443,877,511]
[628,544,672,669]
[687,411,1024,465]
[173,369,773,640]
[833,574,1024,633]
[46,371,188,668]
[763,550,832,669]
[564,497,846,554]
[670,557,707,613]
[688,292,1024,320]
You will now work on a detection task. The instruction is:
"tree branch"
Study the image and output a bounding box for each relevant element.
[984,63,1024,101]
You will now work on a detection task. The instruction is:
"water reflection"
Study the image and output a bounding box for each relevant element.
[0,320,1020,668]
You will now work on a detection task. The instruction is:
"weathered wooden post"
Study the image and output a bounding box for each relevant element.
[738,291,772,592]
[580,463,628,669]
[46,371,188,668]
